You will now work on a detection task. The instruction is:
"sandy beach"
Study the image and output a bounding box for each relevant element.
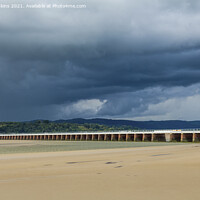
[0,143,200,200]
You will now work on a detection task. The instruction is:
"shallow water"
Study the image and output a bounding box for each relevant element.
[0,140,184,154]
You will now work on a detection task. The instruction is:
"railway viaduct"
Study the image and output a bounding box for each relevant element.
[1,130,200,142]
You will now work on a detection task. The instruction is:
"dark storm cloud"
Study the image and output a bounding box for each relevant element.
[1,0,200,121]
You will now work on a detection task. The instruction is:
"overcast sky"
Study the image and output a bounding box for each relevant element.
[1,0,200,121]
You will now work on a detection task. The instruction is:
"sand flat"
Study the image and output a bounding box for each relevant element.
[0,144,200,200]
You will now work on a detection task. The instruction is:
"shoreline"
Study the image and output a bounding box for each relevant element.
[1,144,200,200]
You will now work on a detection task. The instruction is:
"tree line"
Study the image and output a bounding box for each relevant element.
[0,120,135,133]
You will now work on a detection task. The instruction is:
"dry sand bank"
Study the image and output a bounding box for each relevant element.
[0,143,200,200]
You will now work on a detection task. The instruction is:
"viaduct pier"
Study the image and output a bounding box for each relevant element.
[1,130,200,142]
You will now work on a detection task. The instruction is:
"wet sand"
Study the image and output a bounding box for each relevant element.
[0,143,200,200]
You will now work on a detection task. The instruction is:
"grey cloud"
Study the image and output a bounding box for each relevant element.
[1,0,200,121]
[97,84,200,120]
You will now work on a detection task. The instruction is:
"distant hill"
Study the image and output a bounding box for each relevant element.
[54,118,200,129]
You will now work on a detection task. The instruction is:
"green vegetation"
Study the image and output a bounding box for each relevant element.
[0,120,135,133]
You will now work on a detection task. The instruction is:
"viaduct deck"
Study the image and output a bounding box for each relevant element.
[1,130,200,142]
